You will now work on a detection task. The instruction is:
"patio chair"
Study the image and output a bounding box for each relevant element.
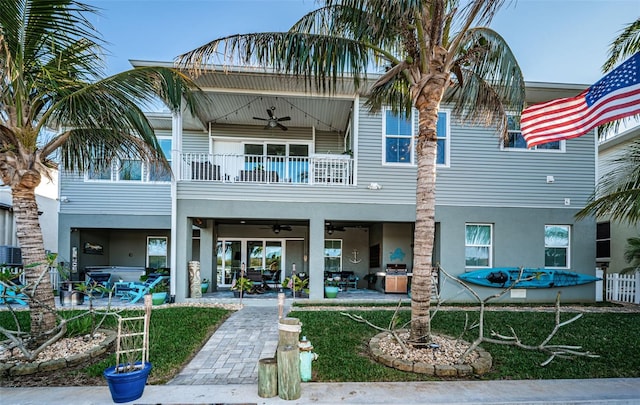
[85,272,112,298]
[121,275,167,304]
[0,282,28,306]
[265,269,281,289]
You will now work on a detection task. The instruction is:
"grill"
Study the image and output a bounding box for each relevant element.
[385,264,408,293]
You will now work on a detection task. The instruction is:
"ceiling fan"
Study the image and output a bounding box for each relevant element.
[326,223,345,235]
[272,223,293,234]
[253,106,291,131]
[261,222,293,234]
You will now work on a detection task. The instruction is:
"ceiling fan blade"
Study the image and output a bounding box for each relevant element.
[267,108,274,118]
[277,116,291,122]
[253,116,268,121]
[277,122,288,131]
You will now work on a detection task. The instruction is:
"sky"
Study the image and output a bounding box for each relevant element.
[85,0,640,85]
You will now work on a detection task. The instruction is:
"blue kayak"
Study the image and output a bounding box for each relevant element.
[458,267,601,289]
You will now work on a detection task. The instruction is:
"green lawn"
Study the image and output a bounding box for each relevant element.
[0,306,232,384]
[290,309,640,381]
[2,306,638,383]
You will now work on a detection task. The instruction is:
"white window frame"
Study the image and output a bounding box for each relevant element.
[465,223,493,268]
[147,236,168,269]
[501,114,565,152]
[382,108,450,167]
[544,225,571,269]
[324,239,343,272]
[382,108,415,166]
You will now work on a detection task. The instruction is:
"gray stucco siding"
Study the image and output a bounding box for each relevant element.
[435,205,597,302]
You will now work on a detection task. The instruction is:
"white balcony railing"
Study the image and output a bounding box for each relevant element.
[179,153,353,186]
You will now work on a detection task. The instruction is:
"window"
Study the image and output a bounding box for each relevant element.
[85,139,172,183]
[503,115,562,151]
[383,109,448,165]
[596,222,611,260]
[244,142,310,182]
[147,237,168,269]
[87,162,112,180]
[118,159,143,181]
[465,224,492,267]
[149,138,172,182]
[545,225,570,268]
[324,239,342,272]
[384,109,413,164]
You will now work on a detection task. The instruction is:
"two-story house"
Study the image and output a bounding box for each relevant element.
[596,125,640,274]
[57,63,597,302]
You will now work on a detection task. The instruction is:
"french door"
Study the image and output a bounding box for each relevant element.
[216,239,283,286]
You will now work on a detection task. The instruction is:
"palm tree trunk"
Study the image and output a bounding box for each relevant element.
[12,179,58,345]
[410,77,447,344]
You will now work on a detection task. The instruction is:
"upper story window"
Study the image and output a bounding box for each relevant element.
[545,225,570,268]
[503,115,563,151]
[383,109,449,165]
[86,138,172,183]
[465,224,493,268]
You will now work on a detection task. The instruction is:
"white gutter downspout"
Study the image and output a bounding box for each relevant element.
[170,106,183,300]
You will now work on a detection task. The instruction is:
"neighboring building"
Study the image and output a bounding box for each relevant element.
[1,170,59,259]
[596,126,640,273]
[57,64,598,302]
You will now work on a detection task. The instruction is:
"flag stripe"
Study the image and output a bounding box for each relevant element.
[523,85,640,141]
[521,52,640,148]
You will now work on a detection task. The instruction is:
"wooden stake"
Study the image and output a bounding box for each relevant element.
[258,357,278,398]
[277,345,300,400]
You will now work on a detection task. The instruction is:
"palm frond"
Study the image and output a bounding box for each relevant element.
[603,18,640,72]
[576,139,640,224]
[40,66,205,168]
[177,31,371,93]
[446,27,524,137]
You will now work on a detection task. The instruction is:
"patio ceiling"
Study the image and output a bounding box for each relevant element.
[178,64,359,133]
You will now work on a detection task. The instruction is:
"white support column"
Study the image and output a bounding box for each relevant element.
[170,107,183,299]
[308,217,325,300]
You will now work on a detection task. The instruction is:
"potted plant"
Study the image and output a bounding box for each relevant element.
[324,276,340,298]
[230,276,253,297]
[201,278,210,294]
[150,280,168,305]
[283,273,309,298]
[52,253,85,306]
[104,310,153,403]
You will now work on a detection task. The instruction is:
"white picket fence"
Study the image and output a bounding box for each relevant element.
[605,271,640,304]
[7,266,60,291]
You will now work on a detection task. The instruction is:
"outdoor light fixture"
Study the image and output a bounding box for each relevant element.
[273,227,280,234]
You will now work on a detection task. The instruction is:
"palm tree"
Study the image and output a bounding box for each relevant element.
[623,236,640,274]
[178,0,524,343]
[0,0,203,345]
[576,19,640,224]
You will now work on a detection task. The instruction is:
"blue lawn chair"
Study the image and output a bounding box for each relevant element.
[121,275,167,304]
[85,272,112,298]
[0,283,28,306]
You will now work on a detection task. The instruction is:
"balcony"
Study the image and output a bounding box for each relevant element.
[179,153,354,186]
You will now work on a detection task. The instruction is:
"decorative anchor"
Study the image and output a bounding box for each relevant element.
[348,249,362,264]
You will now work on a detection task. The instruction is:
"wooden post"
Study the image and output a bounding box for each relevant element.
[258,357,278,398]
[277,345,300,400]
[278,317,301,348]
[277,317,301,400]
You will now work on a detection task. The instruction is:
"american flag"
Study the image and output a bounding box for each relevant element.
[521,52,640,148]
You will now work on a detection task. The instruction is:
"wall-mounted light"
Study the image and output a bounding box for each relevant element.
[367,182,383,190]
[60,196,70,203]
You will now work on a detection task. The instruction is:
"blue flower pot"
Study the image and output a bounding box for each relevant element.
[104,362,152,403]
[324,286,339,298]
[151,292,167,305]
